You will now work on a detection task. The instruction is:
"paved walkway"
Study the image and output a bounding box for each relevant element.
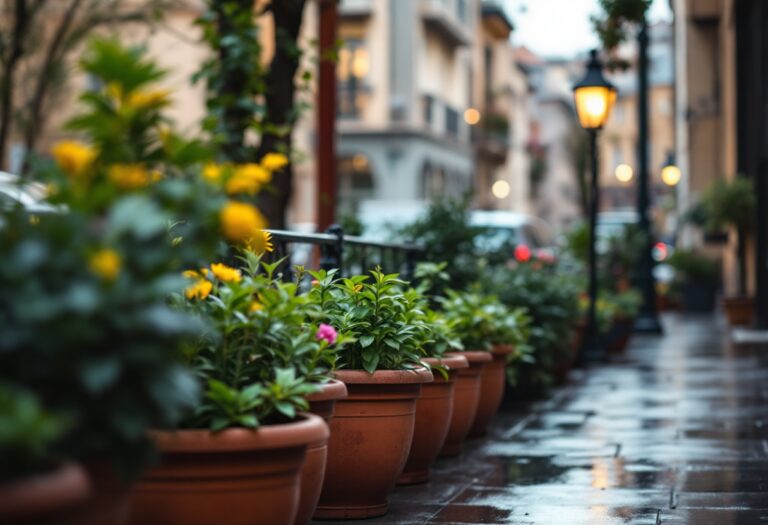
[314,314,768,524]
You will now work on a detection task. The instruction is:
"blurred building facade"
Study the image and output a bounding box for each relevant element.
[672,0,768,323]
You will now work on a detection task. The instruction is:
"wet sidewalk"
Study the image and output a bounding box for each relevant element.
[314,314,768,524]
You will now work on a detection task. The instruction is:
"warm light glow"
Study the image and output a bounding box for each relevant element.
[514,245,531,262]
[615,163,633,183]
[351,50,370,78]
[573,86,616,129]
[491,180,510,199]
[351,154,369,171]
[464,108,481,125]
[661,164,681,186]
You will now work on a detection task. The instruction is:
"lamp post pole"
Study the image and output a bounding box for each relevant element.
[585,128,602,361]
[634,17,663,334]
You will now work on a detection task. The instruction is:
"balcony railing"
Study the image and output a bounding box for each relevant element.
[264,226,425,281]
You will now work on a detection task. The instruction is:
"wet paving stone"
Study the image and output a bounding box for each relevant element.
[312,315,768,524]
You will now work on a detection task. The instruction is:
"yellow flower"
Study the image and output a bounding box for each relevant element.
[107,164,156,190]
[210,262,242,283]
[247,230,274,255]
[220,201,267,247]
[185,279,213,300]
[89,249,121,281]
[126,89,172,109]
[203,163,225,183]
[237,163,272,183]
[261,152,289,172]
[249,300,263,312]
[52,141,97,177]
[225,164,271,196]
[353,283,363,293]
[182,270,201,279]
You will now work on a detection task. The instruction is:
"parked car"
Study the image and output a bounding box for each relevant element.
[469,210,557,262]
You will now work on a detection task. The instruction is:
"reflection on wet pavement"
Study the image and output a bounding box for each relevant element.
[313,314,768,524]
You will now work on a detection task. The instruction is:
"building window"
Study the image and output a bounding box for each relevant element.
[338,154,375,212]
[423,94,434,128]
[445,106,459,138]
[338,39,370,118]
[457,0,468,22]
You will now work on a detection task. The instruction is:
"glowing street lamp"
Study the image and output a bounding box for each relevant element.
[572,49,617,363]
[661,153,681,187]
[615,163,634,183]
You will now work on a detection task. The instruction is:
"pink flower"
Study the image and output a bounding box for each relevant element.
[316,323,338,345]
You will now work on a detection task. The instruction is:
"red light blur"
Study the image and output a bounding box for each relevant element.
[514,244,532,262]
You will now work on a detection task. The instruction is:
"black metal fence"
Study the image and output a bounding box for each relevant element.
[265,225,424,281]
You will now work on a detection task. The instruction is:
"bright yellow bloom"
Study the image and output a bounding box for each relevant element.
[225,164,271,196]
[52,141,97,177]
[203,163,225,182]
[220,201,267,247]
[185,279,213,300]
[89,249,121,281]
[107,164,158,190]
[182,270,200,279]
[249,300,263,312]
[210,262,242,283]
[247,230,274,255]
[236,163,271,184]
[126,89,172,109]
[261,152,289,172]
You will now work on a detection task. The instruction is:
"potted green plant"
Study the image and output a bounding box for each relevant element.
[667,249,721,313]
[605,289,642,354]
[131,256,330,525]
[695,178,756,324]
[0,39,227,524]
[308,269,433,520]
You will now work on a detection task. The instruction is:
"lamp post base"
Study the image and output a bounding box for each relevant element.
[634,313,663,334]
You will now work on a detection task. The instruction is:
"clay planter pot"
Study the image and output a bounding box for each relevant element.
[438,351,492,457]
[607,316,635,354]
[0,462,90,524]
[130,413,329,525]
[294,380,348,525]
[314,368,433,520]
[469,344,515,437]
[398,354,468,485]
[722,296,754,326]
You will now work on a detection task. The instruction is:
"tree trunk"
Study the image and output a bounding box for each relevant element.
[256,0,306,230]
[0,0,32,171]
[21,0,84,174]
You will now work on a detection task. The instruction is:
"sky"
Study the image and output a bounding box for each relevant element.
[502,0,673,58]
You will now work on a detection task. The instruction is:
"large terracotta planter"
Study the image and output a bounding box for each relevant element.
[469,344,515,437]
[398,354,468,485]
[314,368,433,520]
[722,296,754,326]
[607,316,635,354]
[130,413,329,525]
[294,380,348,525]
[438,351,492,457]
[0,462,90,524]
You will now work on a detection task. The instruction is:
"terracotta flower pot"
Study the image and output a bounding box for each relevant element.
[438,351,492,457]
[130,413,329,525]
[398,354,468,485]
[32,462,132,525]
[0,462,90,524]
[314,367,433,520]
[722,296,754,326]
[607,316,635,354]
[294,380,348,525]
[469,344,515,437]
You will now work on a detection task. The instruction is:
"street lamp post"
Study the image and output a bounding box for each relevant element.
[573,49,617,362]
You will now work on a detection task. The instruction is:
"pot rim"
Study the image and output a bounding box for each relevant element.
[150,412,329,453]
[0,462,90,519]
[448,350,492,363]
[334,367,433,384]
[306,378,348,403]
[491,343,516,356]
[422,354,469,370]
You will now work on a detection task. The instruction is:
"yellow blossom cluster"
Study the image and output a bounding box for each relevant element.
[52,141,97,177]
[210,263,242,283]
[202,152,288,196]
[89,249,121,281]
[107,164,162,190]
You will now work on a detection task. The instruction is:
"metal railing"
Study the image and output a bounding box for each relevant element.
[265,225,425,281]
